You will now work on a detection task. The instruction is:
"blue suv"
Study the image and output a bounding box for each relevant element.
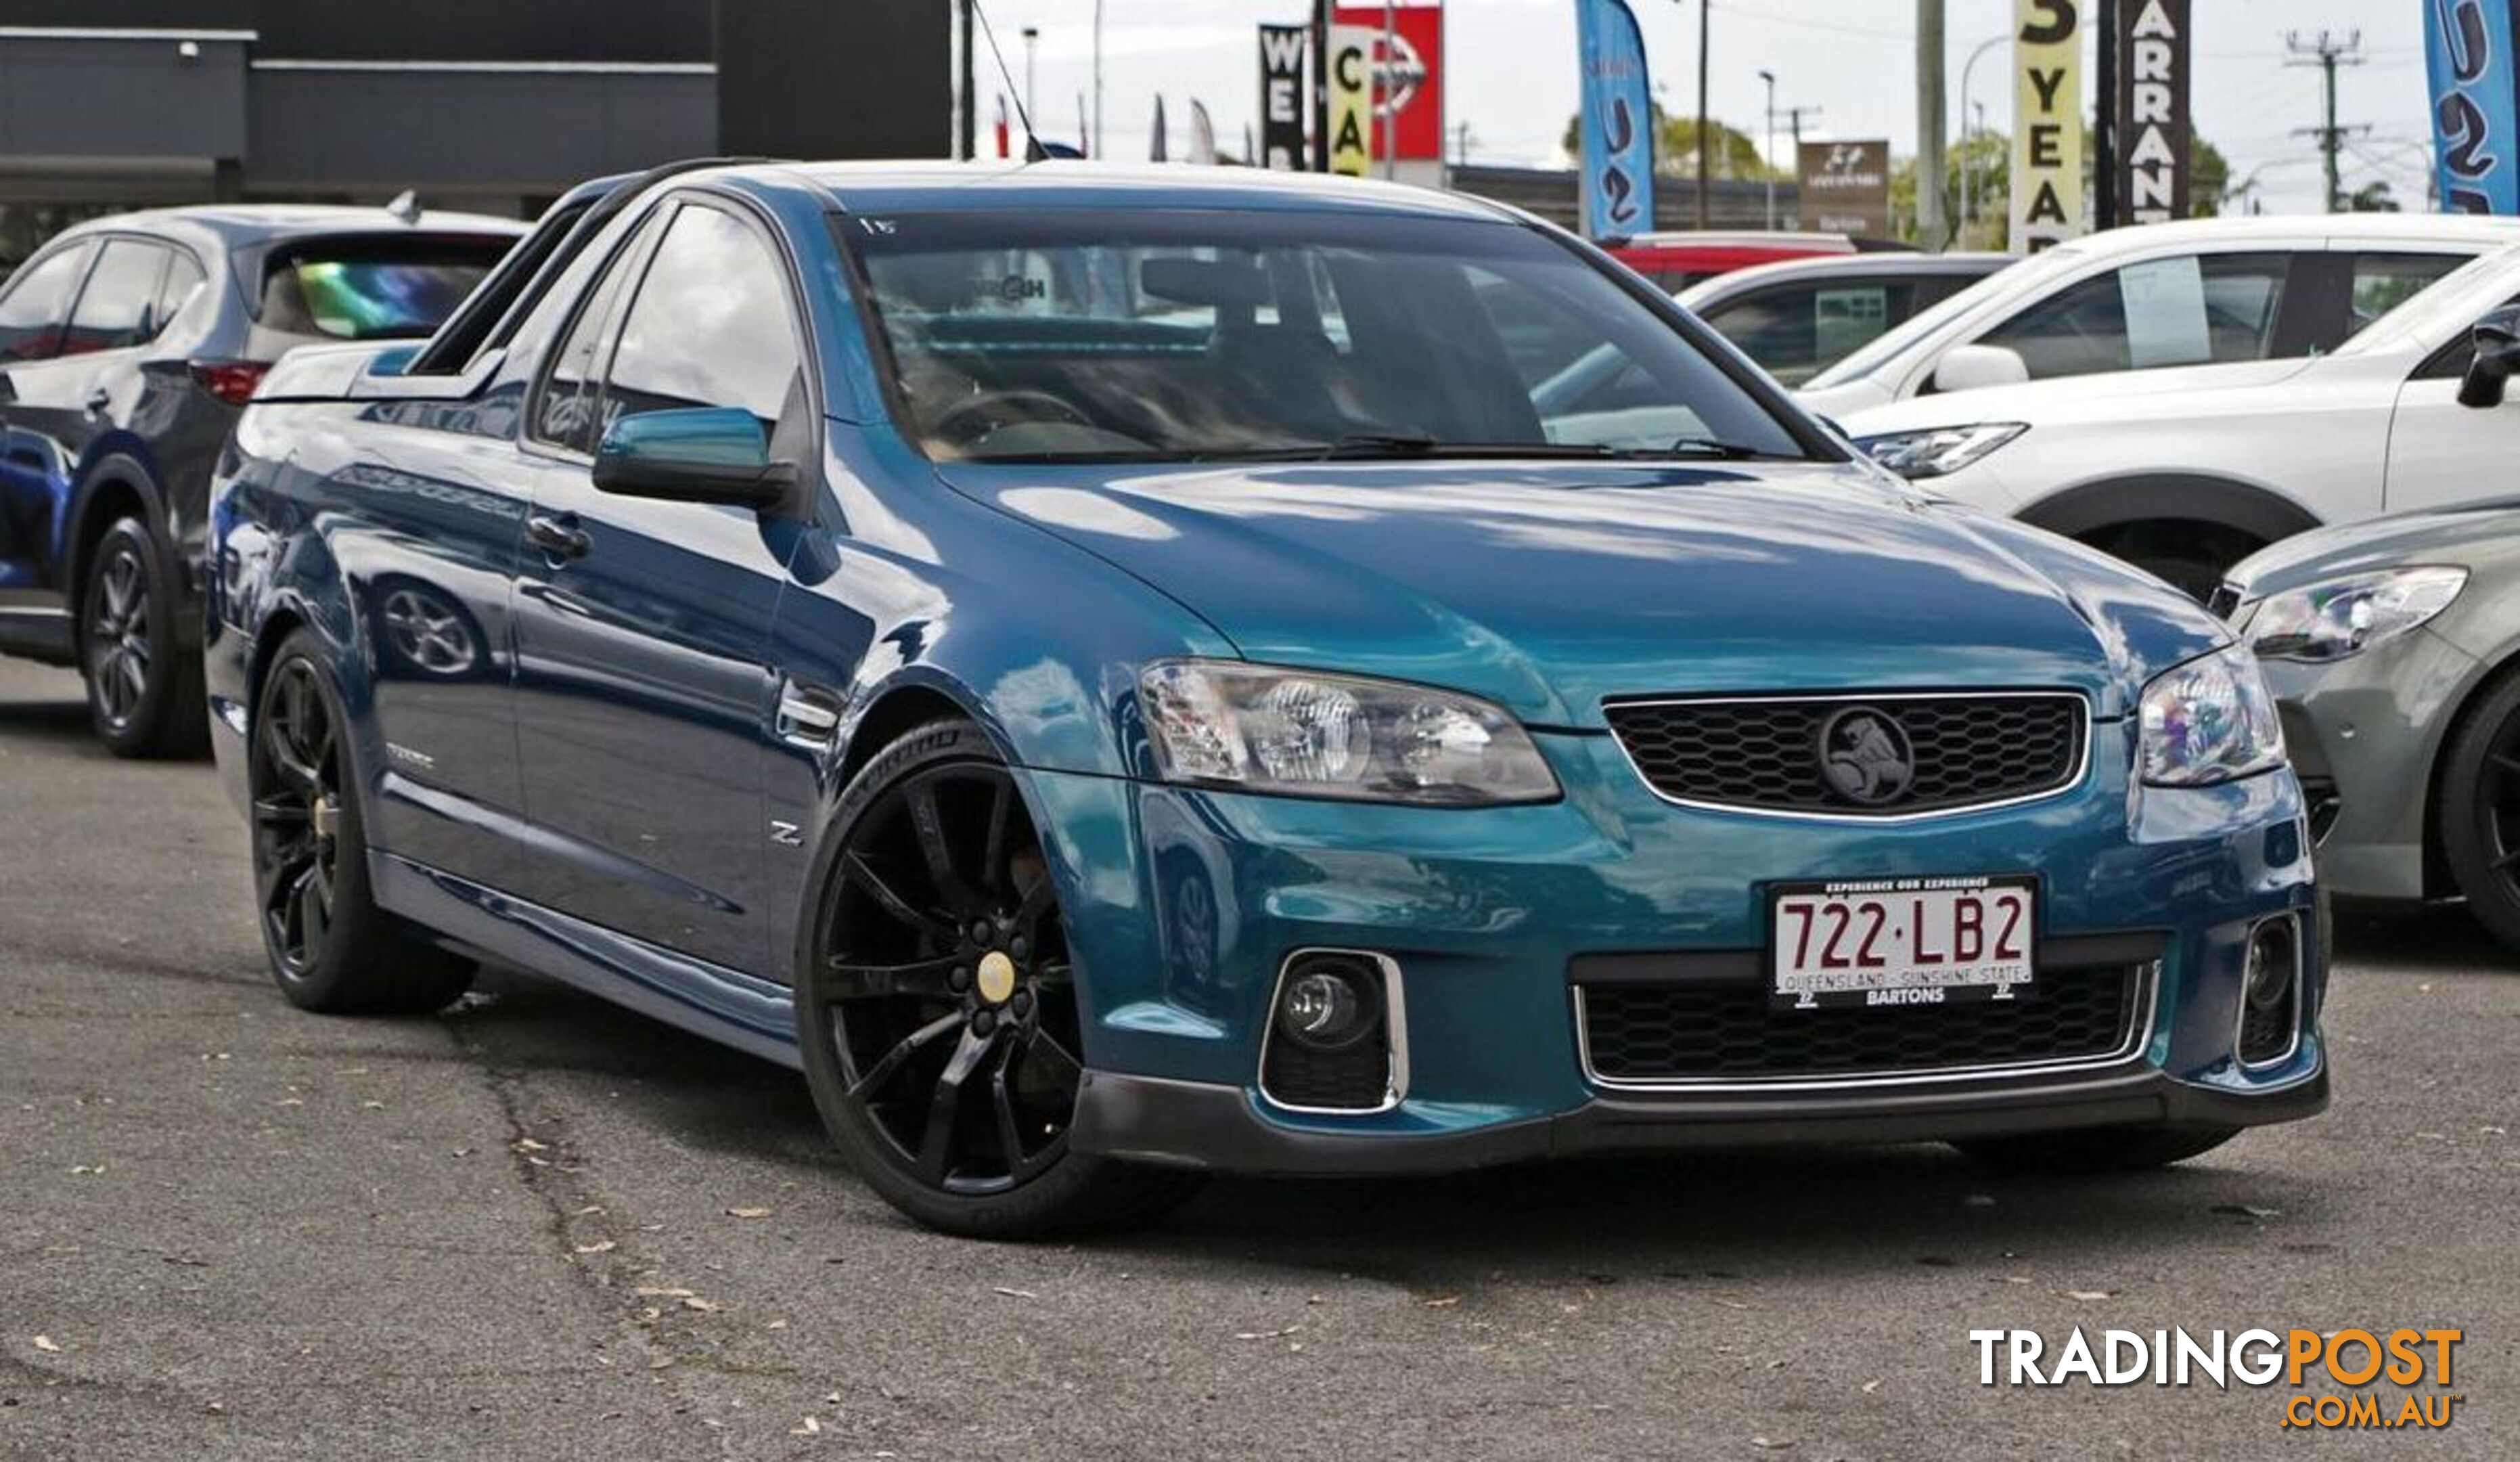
[204,162,2326,1235]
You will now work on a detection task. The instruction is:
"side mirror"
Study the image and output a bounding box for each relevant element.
[591,407,796,508]
[1931,343,2032,394]
[2458,305,2520,409]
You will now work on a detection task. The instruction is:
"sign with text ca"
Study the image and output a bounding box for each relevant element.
[2427,0,2520,213]
[2012,0,2086,251]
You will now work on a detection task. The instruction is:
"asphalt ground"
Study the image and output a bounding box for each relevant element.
[1,656,2513,1461]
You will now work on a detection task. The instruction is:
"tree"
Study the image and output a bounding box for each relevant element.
[2349,179,2401,213]
[1560,106,1780,181]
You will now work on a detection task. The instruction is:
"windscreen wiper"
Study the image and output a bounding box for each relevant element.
[1659,437,1799,460]
[1192,433,1630,462]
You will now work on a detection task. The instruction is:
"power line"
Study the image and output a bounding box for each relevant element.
[2285,29,2366,214]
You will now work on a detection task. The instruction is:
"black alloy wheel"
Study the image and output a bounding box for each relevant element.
[246,632,473,1014]
[796,719,1201,1236]
[79,516,207,757]
[2438,669,2520,954]
[252,657,344,977]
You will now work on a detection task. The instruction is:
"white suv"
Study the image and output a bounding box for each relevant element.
[1799,215,2520,422]
[1836,242,2520,597]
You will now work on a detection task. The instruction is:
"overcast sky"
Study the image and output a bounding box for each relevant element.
[973,0,2431,217]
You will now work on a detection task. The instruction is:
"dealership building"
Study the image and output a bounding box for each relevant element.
[0,1,949,265]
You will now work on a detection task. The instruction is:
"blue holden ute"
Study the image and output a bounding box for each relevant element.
[204,161,2326,1236]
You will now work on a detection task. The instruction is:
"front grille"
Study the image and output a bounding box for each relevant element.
[1604,692,2086,816]
[1579,962,2142,1084]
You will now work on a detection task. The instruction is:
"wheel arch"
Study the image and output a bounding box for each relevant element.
[2420,644,2520,900]
[2015,472,2324,551]
[63,453,169,629]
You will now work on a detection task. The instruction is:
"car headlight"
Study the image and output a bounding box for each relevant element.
[2244,566,2467,663]
[1139,661,1560,805]
[1853,422,2027,479]
[2138,646,2285,787]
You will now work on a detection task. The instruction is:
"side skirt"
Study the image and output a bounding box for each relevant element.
[370,850,804,1071]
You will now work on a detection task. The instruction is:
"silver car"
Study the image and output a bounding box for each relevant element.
[2220,499,2520,949]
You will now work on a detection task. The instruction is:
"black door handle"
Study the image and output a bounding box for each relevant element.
[524,512,590,559]
[84,385,112,415]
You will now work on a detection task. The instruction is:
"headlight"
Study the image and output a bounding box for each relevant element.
[2245,566,2467,663]
[1853,422,2027,479]
[1139,661,1560,805]
[2138,646,2285,787]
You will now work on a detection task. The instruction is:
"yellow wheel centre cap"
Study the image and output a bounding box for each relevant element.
[976,951,1018,1005]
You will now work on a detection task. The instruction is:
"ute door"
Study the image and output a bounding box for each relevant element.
[509,196,807,974]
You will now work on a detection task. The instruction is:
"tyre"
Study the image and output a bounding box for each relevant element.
[794,717,1202,1237]
[248,630,474,1015]
[1954,1123,2241,1174]
[80,515,208,757]
[2077,521,2263,604]
[2435,668,2520,954]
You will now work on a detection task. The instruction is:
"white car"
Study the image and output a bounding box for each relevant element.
[1836,242,2520,597]
[1799,214,2520,422]
[1676,251,2011,386]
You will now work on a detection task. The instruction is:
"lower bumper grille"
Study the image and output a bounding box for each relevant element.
[1578,961,2147,1086]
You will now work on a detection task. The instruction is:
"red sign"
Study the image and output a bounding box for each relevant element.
[1331,2,1445,161]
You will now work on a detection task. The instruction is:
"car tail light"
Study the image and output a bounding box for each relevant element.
[188,359,271,407]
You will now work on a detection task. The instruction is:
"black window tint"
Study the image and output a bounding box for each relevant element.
[531,211,665,454]
[1979,252,2293,380]
[0,243,94,364]
[156,250,206,331]
[2348,252,2463,339]
[604,205,801,427]
[1705,281,1916,386]
[65,240,169,354]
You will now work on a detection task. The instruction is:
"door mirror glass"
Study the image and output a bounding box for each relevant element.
[1931,343,2032,394]
[2459,305,2520,408]
[591,407,795,507]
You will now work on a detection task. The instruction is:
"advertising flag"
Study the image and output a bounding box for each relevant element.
[1190,99,1219,165]
[1574,0,1654,240]
[1257,23,1310,171]
[2113,0,2191,223]
[2012,0,2087,251]
[2427,0,2520,213]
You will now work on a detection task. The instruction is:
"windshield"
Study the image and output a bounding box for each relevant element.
[1803,248,2057,389]
[849,208,1814,463]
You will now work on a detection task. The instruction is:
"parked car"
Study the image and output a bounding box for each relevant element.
[2218,307,2520,952]
[206,161,2324,1237]
[0,203,525,753]
[1799,215,2520,420]
[1679,251,2012,385]
[1837,242,2520,598]
[1607,230,1908,292]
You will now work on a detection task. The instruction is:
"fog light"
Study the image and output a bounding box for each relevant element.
[2245,918,2297,1013]
[1276,959,1377,1051]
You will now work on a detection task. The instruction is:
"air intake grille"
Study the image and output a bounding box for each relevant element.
[1604,693,2086,816]
[1579,962,2142,1084]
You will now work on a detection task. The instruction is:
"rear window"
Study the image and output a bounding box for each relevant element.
[257,236,514,340]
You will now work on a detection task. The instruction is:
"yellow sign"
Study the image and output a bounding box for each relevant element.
[2010,0,2086,251]
[1328,24,1374,177]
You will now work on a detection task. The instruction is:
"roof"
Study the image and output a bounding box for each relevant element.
[62,203,528,246]
[1680,250,2012,307]
[2038,212,2520,252]
[769,160,1520,223]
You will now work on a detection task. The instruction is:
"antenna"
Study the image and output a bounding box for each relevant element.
[971,2,1048,162]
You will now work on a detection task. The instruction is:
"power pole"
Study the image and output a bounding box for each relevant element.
[1916,0,1947,249]
[2094,0,2117,225]
[1780,105,1820,228]
[2287,29,2365,213]
[1759,69,1776,230]
[1695,0,1711,229]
